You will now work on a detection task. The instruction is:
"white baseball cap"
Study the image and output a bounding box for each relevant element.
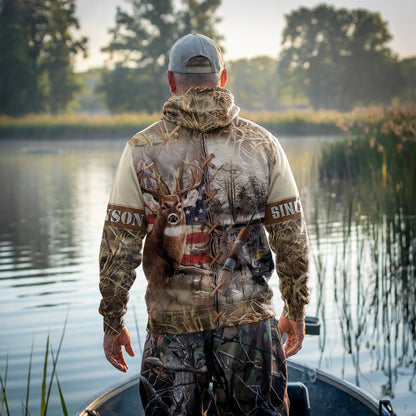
[168,33,224,74]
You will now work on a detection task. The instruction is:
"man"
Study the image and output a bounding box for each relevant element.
[99,33,309,415]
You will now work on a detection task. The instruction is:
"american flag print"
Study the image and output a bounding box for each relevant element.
[145,186,212,268]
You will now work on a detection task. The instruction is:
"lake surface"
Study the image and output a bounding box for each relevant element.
[0,136,414,415]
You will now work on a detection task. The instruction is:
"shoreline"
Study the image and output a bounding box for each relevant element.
[0,110,345,139]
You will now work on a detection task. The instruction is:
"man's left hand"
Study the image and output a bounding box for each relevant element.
[278,314,305,358]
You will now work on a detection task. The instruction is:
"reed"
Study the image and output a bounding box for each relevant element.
[0,317,68,416]
[320,106,416,205]
[312,105,416,394]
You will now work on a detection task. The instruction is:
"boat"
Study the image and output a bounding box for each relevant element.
[74,318,397,416]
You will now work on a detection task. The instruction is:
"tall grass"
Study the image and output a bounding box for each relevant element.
[0,109,347,139]
[0,113,161,139]
[0,316,69,416]
[320,106,416,207]
[312,105,416,394]
[241,109,345,135]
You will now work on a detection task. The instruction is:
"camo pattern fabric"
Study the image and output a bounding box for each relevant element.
[266,216,310,321]
[99,86,309,335]
[139,318,288,416]
[99,226,146,334]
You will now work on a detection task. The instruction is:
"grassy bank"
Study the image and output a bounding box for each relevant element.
[0,113,161,139]
[241,109,345,135]
[0,109,345,139]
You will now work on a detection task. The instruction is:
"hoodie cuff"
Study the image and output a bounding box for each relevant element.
[283,304,306,322]
[99,305,125,335]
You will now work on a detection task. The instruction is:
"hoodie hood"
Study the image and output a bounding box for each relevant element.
[162,86,240,133]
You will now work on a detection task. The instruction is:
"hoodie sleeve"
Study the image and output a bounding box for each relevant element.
[264,137,310,321]
[99,142,147,335]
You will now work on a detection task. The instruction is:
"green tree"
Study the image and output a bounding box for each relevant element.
[227,56,281,111]
[75,69,108,113]
[41,0,88,113]
[0,0,42,114]
[278,4,402,110]
[399,57,416,103]
[0,0,87,116]
[100,0,222,113]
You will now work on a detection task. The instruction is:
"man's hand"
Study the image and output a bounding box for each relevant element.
[103,328,135,373]
[278,314,305,358]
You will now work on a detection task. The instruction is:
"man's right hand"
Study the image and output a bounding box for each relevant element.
[103,327,135,373]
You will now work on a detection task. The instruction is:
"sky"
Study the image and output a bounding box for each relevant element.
[74,0,416,72]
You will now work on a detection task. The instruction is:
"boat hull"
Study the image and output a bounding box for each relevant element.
[75,360,390,416]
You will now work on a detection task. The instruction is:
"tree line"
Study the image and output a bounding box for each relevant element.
[1,0,415,116]
[0,0,87,116]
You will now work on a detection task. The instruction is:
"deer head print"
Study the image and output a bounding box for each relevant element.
[139,160,204,286]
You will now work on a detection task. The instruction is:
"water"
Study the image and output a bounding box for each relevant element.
[0,137,414,415]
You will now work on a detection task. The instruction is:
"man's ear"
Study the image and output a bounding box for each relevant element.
[220,69,227,87]
[167,71,177,94]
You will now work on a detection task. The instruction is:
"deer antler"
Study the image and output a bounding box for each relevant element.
[175,161,204,196]
[137,162,164,198]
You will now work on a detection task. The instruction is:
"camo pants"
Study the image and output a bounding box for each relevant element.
[139,318,289,415]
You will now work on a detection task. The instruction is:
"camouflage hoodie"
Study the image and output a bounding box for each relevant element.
[99,87,309,335]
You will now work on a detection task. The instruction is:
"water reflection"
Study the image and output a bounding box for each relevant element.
[307,178,416,402]
[1,139,120,266]
[0,139,120,319]
[0,139,130,414]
